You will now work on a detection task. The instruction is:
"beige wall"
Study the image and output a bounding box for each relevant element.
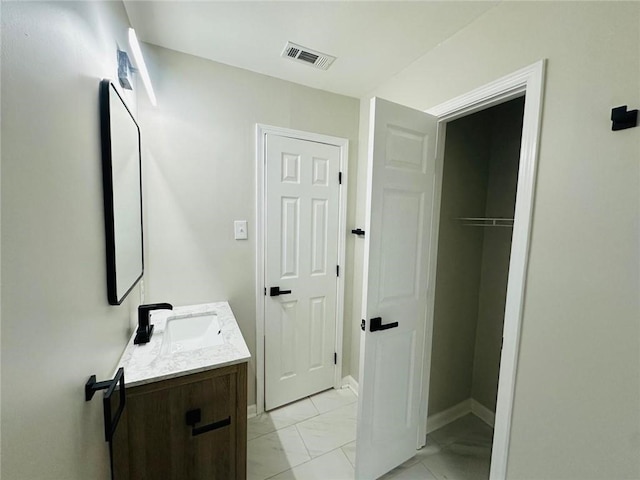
[349,100,371,381]
[137,44,360,405]
[428,110,492,415]
[1,2,140,479]
[428,99,523,416]
[472,98,524,412]
[3,1,639,478]
[356,2,640,478]
[0,4,359,477]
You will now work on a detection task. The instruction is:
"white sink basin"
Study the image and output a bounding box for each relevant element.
[161,312,224,354]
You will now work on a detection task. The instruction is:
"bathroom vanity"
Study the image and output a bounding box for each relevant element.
[111,302,250,480]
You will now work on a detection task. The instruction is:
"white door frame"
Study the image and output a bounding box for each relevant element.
[255,124,349,415]
[419,60,546,479]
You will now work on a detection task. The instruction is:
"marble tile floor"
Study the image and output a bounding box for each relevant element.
[247,388,358,480]
[247,389,492,480]
[385,414,494,480]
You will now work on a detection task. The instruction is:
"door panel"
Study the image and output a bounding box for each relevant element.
[379,189,424,301]
[311,199,328,274]
[356,97,438,479]
[280,197,299,278]
[371,330,415,441]
[265,134,341,410]
[309,296,327,370]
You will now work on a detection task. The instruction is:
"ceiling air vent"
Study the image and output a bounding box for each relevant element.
[281,42,336,71]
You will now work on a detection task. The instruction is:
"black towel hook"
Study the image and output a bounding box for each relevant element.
[611,105,638,131]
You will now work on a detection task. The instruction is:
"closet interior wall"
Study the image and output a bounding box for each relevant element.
[428,97,525,418]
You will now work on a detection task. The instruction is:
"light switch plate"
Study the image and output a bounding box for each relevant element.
[234,220,248,240]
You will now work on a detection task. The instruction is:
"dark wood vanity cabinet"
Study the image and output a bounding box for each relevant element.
[112,363,247,480]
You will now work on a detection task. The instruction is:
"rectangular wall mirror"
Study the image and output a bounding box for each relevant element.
[100,79,144,305]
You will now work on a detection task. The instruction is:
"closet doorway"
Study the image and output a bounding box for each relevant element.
[355,61,545,480]
[424,97,525,480]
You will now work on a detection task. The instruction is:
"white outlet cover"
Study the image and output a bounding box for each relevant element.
[234,220,248,240]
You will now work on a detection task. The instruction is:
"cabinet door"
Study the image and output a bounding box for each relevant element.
[114,365,246,480]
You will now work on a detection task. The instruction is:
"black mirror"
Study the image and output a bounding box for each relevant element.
[99,79,143,305]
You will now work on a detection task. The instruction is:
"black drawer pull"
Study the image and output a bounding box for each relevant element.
[185,409,231,437]
[270,286,292,296]
[370,316,398,332]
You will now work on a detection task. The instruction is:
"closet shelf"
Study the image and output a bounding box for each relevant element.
[457,217,514,227]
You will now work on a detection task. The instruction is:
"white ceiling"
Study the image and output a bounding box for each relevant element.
[123,1,498,98]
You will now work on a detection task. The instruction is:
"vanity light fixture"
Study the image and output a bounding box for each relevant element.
[128,28,157,106]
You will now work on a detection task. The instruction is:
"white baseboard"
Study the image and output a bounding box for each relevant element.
[427,399,471,434]
[471,399,495,427]
[341,375,359,396]
[426,398,496,433]
[250,378,358,419]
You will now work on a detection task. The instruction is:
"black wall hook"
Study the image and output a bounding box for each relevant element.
[611,105,638,131]
[351,228,366,237]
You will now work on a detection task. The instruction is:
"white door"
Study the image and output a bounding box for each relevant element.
[264,133,341,410]
[356,98,438,479]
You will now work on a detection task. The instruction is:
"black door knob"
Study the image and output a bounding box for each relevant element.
[369,316,399,332]
[270,286,292,296]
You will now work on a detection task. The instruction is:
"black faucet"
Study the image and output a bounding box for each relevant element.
[134,303,173,345]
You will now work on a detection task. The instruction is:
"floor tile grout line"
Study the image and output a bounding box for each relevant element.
[253,423,311,480]
[254,399,488,480]
[282,401,355,469]
[247,409,322,443]
[263,445,355,480]
[340,443,356,468]
[253,389,357,423]
[248,395,358,443]
[248,390,359,479]
[247,395,319,443]
[418,459,440,479]
[263,464,293,480]
[294,422,314,459]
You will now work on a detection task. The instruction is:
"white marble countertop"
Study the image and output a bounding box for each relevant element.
[115,302,250,388]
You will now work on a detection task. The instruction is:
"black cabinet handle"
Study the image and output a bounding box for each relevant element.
[351,228,366,237]
[370,317,399,332]
[185,408,231,437]
[270,286,292,296]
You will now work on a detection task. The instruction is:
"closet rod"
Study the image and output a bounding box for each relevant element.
[457,217,514,227]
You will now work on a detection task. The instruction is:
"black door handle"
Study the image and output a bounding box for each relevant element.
[185,408,231,437]
[370,317,398,332]
[270,286,292,296]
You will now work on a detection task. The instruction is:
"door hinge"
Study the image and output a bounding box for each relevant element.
[338,171,342,184]
[361,319,365,331]
[264,287,266,296]
[334,352,337,365]
[336,265,340,277]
